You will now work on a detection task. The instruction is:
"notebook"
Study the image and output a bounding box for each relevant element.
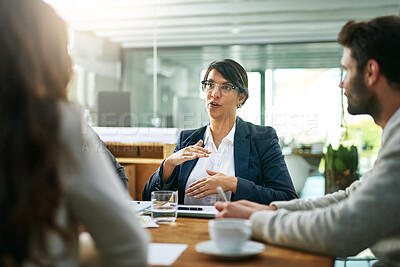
[130,201,218,218]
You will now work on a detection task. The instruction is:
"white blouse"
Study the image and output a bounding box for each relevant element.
[184,123,236,205]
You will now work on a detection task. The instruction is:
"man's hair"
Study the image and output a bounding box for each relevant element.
[338,15,400,86]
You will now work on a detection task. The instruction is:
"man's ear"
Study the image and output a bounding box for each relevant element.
[365,59,380,88]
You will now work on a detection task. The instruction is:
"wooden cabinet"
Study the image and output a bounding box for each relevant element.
[106,142,175,200]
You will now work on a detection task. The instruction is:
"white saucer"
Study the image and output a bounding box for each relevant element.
[195,240,265,258]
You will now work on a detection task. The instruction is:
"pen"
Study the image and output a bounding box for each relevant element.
[217,186,229,202]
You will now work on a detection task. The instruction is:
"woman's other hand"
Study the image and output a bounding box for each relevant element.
[161,140,210,181]
[185,169,238,198]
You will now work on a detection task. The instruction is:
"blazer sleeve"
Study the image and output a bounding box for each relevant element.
[142,132,183,200]
[234,127,298,204]
[91,127,129,189]
[105,145,129,189]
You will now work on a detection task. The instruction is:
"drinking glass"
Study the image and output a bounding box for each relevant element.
[151,190,178,224]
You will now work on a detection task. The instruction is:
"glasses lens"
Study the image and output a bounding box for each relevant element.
[201,81,213,92]
[220,85,233,91]
[201,81,239,94]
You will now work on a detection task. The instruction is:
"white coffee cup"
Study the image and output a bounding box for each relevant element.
[208,219,252,253]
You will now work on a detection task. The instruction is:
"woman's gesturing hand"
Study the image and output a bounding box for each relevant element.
[161,140,210,181]
[165,140,210,167]
[185,169,238,199]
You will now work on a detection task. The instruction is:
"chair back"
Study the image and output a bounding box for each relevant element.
[284,154,314,194]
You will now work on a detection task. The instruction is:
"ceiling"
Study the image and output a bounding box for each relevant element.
[45,0,400,49]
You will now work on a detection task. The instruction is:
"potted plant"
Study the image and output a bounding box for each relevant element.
[325,144,359,194]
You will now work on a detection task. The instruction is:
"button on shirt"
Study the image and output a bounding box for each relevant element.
[184,123,236,205]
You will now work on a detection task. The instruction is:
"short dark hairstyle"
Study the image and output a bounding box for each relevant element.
[203,59,249,105]
[338,15,400,86]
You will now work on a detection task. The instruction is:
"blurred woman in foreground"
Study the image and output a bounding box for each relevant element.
[0,0,148,266]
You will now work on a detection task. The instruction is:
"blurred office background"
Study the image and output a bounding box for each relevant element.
[44,0,397,186]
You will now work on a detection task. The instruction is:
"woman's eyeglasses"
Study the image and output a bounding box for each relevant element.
[201,80,242,95]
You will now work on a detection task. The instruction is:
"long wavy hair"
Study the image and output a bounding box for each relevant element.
[0,0,71,265]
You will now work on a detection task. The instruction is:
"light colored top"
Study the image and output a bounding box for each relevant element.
[249,107,400,266]
[25,102,150,267]
[184,123,235,205]
[382,107,400,144]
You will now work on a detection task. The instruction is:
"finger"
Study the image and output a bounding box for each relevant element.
[193,190,212,199]
[216,203,253,219]
[188,178,206,188]
[186,185,207,196]
[206,169,218,176]
[215,210,232,219]
[214,201,229,211]
[186,182,206,194]
[189,146,211,155]
[179,155,198,163]
[183,150,209,158]
[194,140,203,147]
[186,185,200,194]
[214,205,235,219]
[187,181,207,191]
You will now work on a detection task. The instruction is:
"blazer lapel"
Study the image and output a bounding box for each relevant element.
[234,117,250,179]
[178,126,207,193]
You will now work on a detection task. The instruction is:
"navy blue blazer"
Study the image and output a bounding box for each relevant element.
[142,117,298,204]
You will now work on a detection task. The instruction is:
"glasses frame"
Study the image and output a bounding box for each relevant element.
[201,80,242,94]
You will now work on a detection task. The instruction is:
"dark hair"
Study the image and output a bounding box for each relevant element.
[0,0,71,265]
[338,16,400,86]
[203,59,249,105]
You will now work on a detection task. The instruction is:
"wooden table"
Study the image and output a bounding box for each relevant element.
[148,217,334,267]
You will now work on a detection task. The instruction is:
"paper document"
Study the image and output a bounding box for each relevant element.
[148,243,188,266]
[138,216,159,228]
[130,201,151,215]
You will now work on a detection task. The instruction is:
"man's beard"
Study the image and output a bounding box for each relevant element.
[347,72,380,119]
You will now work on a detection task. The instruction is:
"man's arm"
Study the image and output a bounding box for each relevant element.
[271,179,362,211]
[250,135,400,257]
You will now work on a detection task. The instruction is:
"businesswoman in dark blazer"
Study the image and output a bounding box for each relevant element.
[143,59,297,205]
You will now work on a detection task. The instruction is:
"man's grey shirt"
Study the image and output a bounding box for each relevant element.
[250,108,400,266]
